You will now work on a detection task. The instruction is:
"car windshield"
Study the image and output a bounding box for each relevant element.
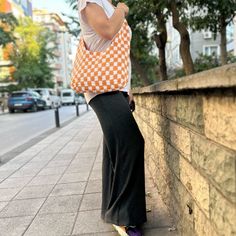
[34,90,46,95]
[63,92,72,97]
[11,92,29,97]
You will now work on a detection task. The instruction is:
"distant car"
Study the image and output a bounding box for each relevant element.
[7,91,46,113]
[28,88,61,109]
[75,94,86,104]
[60,89,76,105]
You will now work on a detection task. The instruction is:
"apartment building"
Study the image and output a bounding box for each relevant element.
[0,0,32,87]
[165,17,235,70]
[33,9,72,91]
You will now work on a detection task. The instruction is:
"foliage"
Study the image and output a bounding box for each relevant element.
[194,53,219,73]
[0,13,18,47]
[188,0,236,65]
[189,0,236,34]
[10,18,56,89]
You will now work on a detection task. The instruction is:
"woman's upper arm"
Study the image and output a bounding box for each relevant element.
[83,3,112,40]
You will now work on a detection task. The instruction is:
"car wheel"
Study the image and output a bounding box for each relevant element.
[9,109,14,113]
[32,104,38,112]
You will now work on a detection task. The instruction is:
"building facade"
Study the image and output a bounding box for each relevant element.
[0,0,32,87]
[165,17,235,70]
[33,9,72,91]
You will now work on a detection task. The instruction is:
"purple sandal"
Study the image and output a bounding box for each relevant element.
[126,226,143,236]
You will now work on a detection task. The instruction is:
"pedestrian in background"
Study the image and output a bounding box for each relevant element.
[76,0,147,235]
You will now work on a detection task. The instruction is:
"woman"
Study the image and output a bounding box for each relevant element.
[77,0,147,235]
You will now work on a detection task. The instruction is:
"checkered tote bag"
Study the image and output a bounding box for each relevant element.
[70,20,131,94]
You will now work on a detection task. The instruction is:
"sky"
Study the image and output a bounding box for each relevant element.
[31,0,77,21]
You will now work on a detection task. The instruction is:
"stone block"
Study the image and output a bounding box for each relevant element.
[169,122,191,161]
[180,157,210,217]
[176,95,204,133]
[210,186,236,236]
[162,95,178,121]
[203,94,236,151]
[165,143,180,178]
[191,133,236,203]
[194,205,219,236]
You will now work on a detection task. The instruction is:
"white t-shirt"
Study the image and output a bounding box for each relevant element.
[77,0,131,103]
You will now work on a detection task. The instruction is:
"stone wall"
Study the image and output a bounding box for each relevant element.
[132,64,236,236]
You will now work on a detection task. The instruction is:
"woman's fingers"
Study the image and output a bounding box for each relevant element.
[117,2,129,16]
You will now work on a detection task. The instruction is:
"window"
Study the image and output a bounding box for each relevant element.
[203,45,219,56]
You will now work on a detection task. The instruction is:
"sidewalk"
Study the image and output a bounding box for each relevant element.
[0,111,177,236]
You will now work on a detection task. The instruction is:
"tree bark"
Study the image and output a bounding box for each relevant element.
[130,52,150,86]
[154,9,168,81]
[169,1,194,75]
[220,16,227,65]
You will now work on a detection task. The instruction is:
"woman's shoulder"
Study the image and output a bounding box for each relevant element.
[78,0,104,10]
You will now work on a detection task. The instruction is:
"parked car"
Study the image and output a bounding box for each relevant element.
[75,93,86,104]
[28,88,61,109]
[60,89,76,105]
[7,91,46,113]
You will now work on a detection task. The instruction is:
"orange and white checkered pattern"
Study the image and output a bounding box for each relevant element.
[70,20,131,94]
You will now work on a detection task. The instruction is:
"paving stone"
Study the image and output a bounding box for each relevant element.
[85,180,102,194]
[80,193,102,211]
[24,213,76,236]
[0,198,45,218]
[46,160,72,168]
[14,185,55,200]
[39,195,82,214]
[0,176,33,189]
[10,168,40,178]
[59,172,90,184]
[72,210,114,235]
[0,170,15,179]
[89,170,102,180]
[0,216,34,236]
[144,228,178,236]
[75,232,116,236]
[50,182,86,197]
[0,188,21,201]
[66,164,93,174]
[53,153,76,161]
[28,174,61,186]
[37,166,67,176]
[0,201,8,211]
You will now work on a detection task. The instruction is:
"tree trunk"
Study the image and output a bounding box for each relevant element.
[130,52,150,86]
[220,16,227,65]
[154,10,168,81]
[169,1,194,75]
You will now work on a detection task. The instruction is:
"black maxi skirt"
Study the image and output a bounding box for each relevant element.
[89,91,147,226]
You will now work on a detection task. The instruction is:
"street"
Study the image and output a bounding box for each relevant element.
[0,104,88,156]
